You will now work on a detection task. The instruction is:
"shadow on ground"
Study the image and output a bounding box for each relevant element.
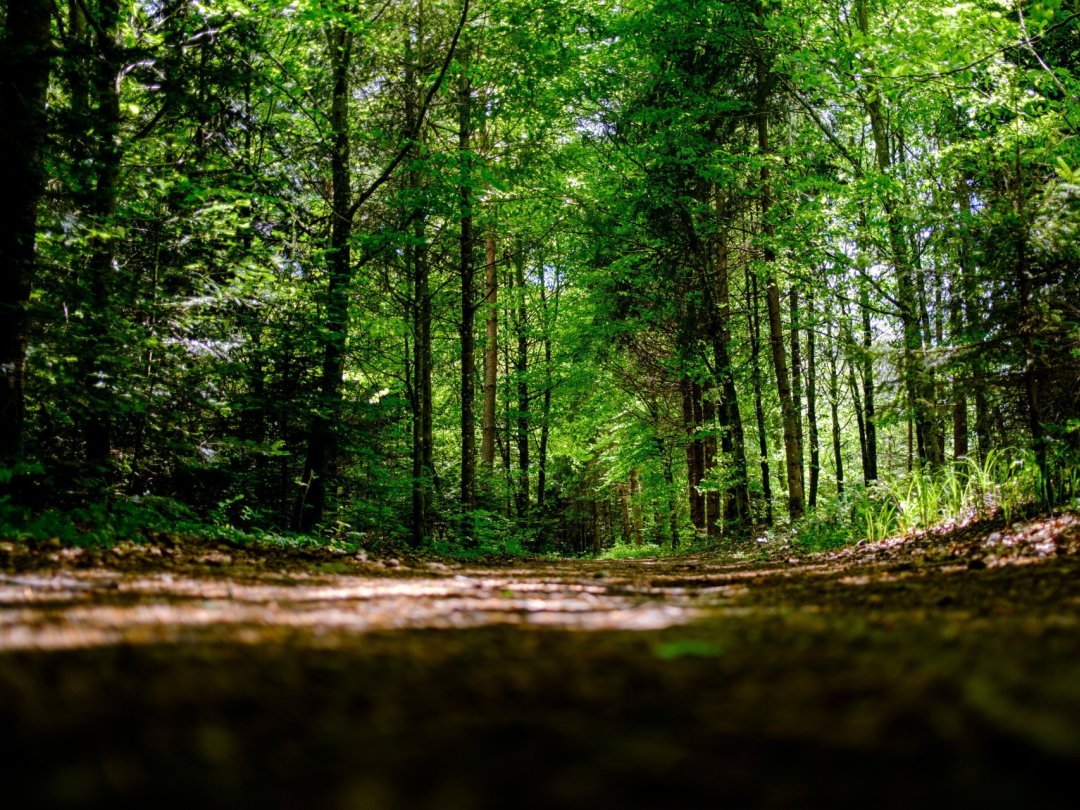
[2,512,1079,808]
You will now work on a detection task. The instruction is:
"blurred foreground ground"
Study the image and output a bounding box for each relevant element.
[2,513,1080,808]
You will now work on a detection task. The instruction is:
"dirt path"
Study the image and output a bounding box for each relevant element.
[3,513,1080,808]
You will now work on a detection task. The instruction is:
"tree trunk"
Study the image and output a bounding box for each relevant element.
[0,0,51,469]
[709,214,750,530]
[702,394,720,538]
[681,376,704,531]
[537,276,554,514]
[746,267,773,525]
[458,68,476,518]
[596,501,604,557]
[629,467,644,546]
[856,0,937,468]
[806,289,820,507]
[656,436,679,548]
[481,231,498,470]
[827,319,845,496]
[790,287,805,500]
[296,27,353,532]
[514,249,529,517]
[77,0,123,477]
[755,5,804,519]
[859,272,879,482]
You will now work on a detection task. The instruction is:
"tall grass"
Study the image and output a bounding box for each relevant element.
[795,447,1079,551]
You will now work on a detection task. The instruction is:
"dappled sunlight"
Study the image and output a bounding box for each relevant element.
[0,569,704,652]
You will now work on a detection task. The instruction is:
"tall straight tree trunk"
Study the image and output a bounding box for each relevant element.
[709,212,750,530]
[754,9,804,519]
[481,231,498,470]
[950,291,968,461]
[806,289,820,507]
[296,27,353,531]
[789,288,805,501]
[702,394,720,538]
[681,376,704,531]
[537,275,554,514]
[746,266,773,525]
[692,381,707,529]
[458,68,476,517]
[411,208,433,546]
[73,0,123,477]
[629,467,644,546]
[0,0,51,469]
[501,257,513,514]
[656,436,679,548]
[1014,151,1048,495]
[855,0,937,468]
[859,273,879,482]
[514,249,529,517]
[843,315,870,485]
[827,320,844,496]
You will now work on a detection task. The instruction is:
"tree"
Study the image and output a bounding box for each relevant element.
[0,0,52,470]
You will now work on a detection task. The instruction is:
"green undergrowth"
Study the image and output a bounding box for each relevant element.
[0,495,357,556]
[793,447,1080,553]
[598,542,673,560]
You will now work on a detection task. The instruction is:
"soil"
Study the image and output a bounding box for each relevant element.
[2,512,1080,808]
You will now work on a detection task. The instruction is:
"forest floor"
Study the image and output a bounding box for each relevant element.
[3,511,1080,809]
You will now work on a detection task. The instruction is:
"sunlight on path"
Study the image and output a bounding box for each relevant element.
[0,570,706,651]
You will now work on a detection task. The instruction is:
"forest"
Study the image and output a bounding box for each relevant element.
[3,1,1080,807]
[2,0,1078,553]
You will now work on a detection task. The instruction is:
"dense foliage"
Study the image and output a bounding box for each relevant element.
[1,0,1077,553]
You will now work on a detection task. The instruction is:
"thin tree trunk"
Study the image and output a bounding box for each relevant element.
[295,27,353,531]
[79,0,123,476]
[702,394,720,538]
[747,267,773,524]
[858,270,879,482]
[656,436,679,548]
[806,289,820,507]
[537,277,554,514]
[950,291,969,461]
[0,0,51,469]
[596,501,604,557]
[856,0,937,468]
[827,320,845,496]
[481,231,498,469]
[709,214,750,530]
[755,4,804,519]
[514,250,529,517]
[1014,150,1048,496]
[790,287,805,499]
[629,467,644,546]
[458,68,476,518]
[681,376,704,531]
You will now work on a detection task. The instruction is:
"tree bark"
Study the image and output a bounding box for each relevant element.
[514,249,529,517]
[458,68,476,517]
[806,289,820,507]
[0,0,51,469]
[826,319,844,496]
[295,26,353,532]
[481,231,498,469]
[681,376,704,531]
[858,272,879,482]
[746,266,773,525]
[755,1,803,519]
[855,0,938,468]
[76,0,123,477]
[629,467,644,546]
[790,287,805,503]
